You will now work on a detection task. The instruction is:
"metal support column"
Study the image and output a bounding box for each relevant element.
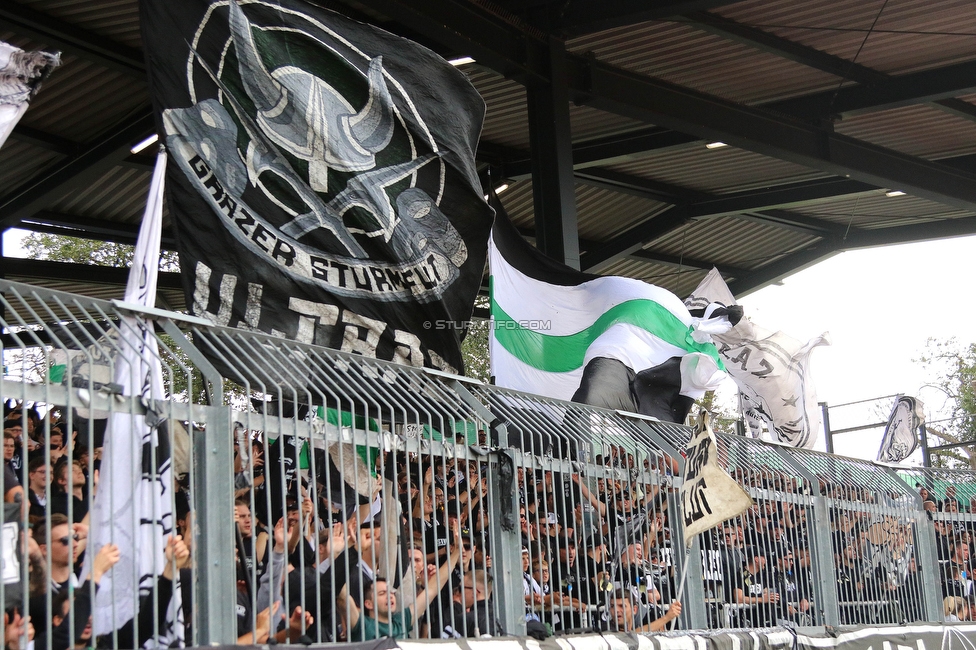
[884,467,943,622]
[820,402,833,454]
[488,438,525,636]
[772,446,841,626]
[809,495,841,626]
[920,423,931,467]
[192,404,237,644]
[526,37,580,269]
[159,320,237,644]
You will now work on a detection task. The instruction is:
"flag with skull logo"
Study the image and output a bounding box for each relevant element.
[140,0,492,373]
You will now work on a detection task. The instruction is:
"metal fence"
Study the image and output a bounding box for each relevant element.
[0,279,969,648]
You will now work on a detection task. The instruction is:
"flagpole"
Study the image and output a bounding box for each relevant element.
[675,546,693,602]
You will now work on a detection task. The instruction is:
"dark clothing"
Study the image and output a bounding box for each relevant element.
[50,490,88,521]
[28,489,47,519]
[240,529,269,575]
[772,567,811,624]
[727,567,776,628]
[3,464,18,494]
[580,556,608,606]
[100,576,175,649]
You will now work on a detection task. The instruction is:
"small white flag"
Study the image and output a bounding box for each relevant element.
[680,411,753,543]
[877,396,924,463]
[87,149,184,646]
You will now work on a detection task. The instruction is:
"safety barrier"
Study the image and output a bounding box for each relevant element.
[0,279,968,648]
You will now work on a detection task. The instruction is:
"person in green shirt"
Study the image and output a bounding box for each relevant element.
[340,524,462,640]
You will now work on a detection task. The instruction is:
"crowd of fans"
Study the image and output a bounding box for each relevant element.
[2,401,975,649]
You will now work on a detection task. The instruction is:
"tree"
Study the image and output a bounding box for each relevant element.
[460,296,490,383]
[22,232,179,270]
[696,390,740,435]
[916,337,976,469]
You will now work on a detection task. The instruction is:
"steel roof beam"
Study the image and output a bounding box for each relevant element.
[727,215,976,296]
[548,0,743,37]
[627,249,749,277]
[569,59,976,213]
[726,241,837,297]
[9,125,76,155]
[687,177,878,218]
[0,110,155,228]
[573,167,702,203]
[18,211,177,249]
[767,60,976,119]
[843,216,976,249]
[578,177,877,271]
[732,210,848,238]
[581,205,689,272]
[0,0,145,78]
[0,258,182,290]
[502,127,699,179]
[685,12,976,123]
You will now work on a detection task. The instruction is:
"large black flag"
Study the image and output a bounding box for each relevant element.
[140,0,492,373]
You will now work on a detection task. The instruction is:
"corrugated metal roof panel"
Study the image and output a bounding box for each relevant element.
[605,144,827,194]
[0,142,64,196]
[495,180,669,242]
[786,192,974,229]
[836,104,976,158]
[21,0,142,48]
[716,0,976,76]
[46,166,152,224]
[567,21,842,105]
[646,215,819,270]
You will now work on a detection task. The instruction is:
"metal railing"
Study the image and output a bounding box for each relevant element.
[0,279,968,648]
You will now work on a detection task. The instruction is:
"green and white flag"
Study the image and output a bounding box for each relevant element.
[489,203,734,423]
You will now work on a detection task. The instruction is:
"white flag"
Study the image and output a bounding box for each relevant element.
[87,149,184,646]
[0,42,58,150]
[685,268,829,449]
[680,411,753,543]
[877,396,924,463]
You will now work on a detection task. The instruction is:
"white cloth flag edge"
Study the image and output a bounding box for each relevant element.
[680,411,753,543]
[685,268,830,449]
[87,149,184,645]
[0,42,59,151]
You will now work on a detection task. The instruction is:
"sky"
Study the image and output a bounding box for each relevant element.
[6,228,973,462]
[717,233,976,461]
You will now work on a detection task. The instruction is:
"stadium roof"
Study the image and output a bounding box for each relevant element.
[2,0,976,309]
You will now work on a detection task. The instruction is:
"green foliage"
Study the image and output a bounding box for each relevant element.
[460,320,490,383]
[460,296,490,383]
[916,337,976,468]
[22,232,180,271]
[697,390,740,435]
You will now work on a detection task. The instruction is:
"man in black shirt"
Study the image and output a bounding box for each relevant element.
[725,546,779,628]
